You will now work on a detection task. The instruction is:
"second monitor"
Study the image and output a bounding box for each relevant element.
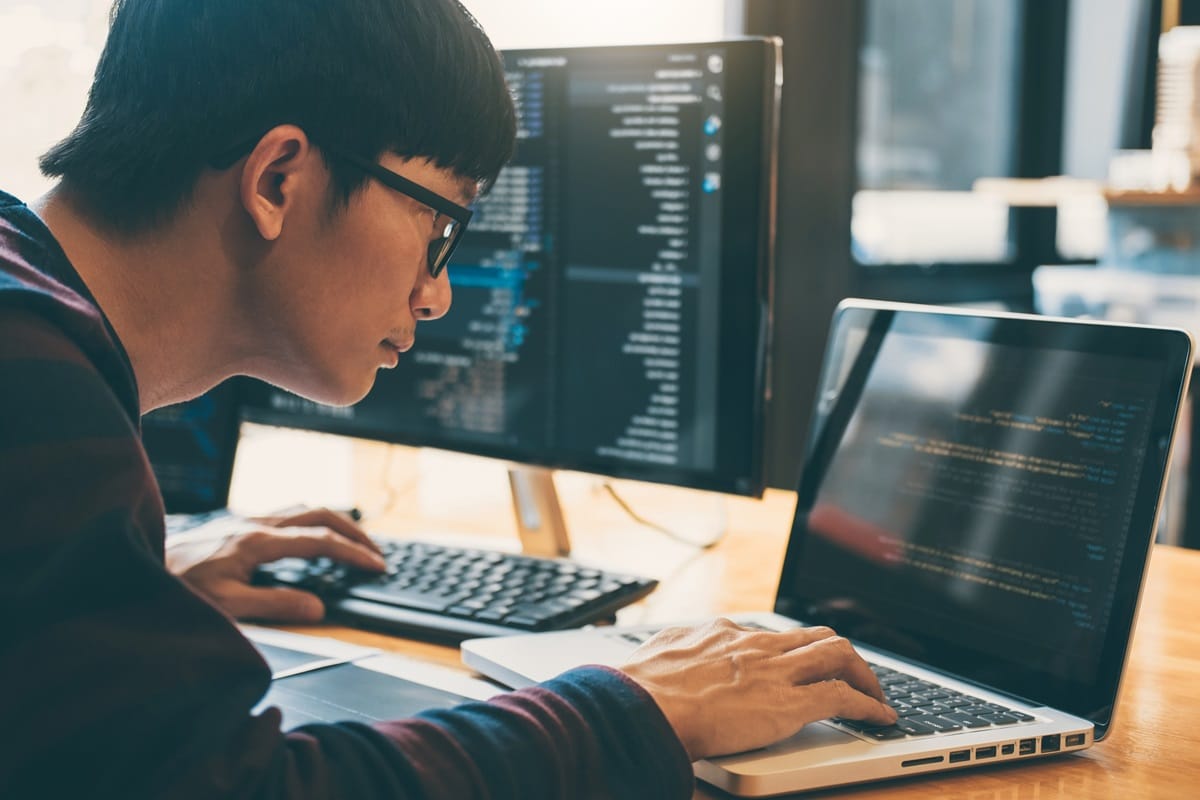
[242,38,782,553]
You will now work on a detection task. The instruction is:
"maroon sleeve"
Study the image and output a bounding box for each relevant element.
[0,309,692,800]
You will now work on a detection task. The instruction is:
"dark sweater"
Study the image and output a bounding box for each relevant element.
[0,191,693,799]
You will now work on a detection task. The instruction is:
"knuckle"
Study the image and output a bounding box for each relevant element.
[808,625,836,639]
[829,678,851,701]
[241,530,273,549]
[824,635,852,654]
[315,527,341,543]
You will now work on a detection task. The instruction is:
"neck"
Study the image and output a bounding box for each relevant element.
[32,186,252,413]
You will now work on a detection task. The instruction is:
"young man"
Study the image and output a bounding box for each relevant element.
[0,1,896,797]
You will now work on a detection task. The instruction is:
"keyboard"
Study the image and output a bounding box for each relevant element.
[835,663,1037,741]
[254,539,658,642]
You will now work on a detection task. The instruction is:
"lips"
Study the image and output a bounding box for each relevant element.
[383,338,413,353]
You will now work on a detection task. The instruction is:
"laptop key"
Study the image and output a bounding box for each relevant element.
[863,726,908,740]
[834,718,871,731]
[909,715,963,732]
[978,712,1021,725]
[962,705,998,717]
[941,712,992,729]
[894,719,937,736]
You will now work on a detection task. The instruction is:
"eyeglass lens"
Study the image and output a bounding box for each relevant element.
[428,220,458,278]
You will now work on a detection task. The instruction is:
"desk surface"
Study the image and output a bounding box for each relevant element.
[278,472,1200,800]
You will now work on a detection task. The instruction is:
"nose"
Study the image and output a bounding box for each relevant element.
[410,266,452,321]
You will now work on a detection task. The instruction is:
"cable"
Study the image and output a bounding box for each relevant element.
[601,482,728,550]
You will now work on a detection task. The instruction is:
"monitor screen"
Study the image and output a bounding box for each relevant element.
[142,379,242,514]
[242,39,780,497]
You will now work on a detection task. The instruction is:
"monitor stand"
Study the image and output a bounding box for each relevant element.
[507,465,571,557]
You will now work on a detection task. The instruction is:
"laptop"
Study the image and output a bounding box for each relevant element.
[462,299,1193,797]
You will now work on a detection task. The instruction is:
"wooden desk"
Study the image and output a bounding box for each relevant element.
[278,473,1200,799]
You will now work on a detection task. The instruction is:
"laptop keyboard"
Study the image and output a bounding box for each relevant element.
[607,627,1036,742]
[836,664,1036,741]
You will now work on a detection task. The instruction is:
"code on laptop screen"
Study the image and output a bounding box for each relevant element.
[777,305,1190,725]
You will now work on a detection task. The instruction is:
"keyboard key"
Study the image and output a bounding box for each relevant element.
[345,586,452,612]
[941,712,993,729]
[978,713,1022,725]
[894,719,937,736]
[908,715,963,732]
[863,726,908,740]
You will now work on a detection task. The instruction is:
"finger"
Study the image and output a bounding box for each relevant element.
[785,636,889,703]
[223,586,325,623]
[792,679,897,727]
[773,624,839,651]
[269,508,381,554]
[238,529,387,572]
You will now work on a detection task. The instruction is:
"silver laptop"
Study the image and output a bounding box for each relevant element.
[463,299,1193,797]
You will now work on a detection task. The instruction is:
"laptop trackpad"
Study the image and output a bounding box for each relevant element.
[706,722,865,772]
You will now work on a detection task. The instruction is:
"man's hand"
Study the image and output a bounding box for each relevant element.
[166,508,387,623]
[619,618,896,760]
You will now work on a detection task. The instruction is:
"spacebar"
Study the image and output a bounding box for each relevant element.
[344,586,451,612]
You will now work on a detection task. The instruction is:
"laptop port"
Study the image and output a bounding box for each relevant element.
[901,756,945,768]
[1065,733,1086,747]
[1019,738,1036,755]
[1001,743,1015,756]
[975,746,997,759]
[949,749,971,763]
[1041,734,1061,753]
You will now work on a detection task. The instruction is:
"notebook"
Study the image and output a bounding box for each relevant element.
[241,626,503,730]
[462,299,1193,797]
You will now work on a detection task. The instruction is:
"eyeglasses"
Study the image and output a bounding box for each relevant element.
[209,135,473,279]
[319,144,473,279]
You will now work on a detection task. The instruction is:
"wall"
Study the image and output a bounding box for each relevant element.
[0,0,739,203]
[463,0,735,48]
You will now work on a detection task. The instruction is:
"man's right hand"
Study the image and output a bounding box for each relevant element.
[165,508,386,622]
[619,618,897,761]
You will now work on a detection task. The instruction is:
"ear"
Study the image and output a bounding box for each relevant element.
[238,125,317,241]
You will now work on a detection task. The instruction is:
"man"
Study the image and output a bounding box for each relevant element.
[0,0,896,797]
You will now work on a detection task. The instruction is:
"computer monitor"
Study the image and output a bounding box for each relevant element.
[240,38,782,554]
[142,379,242,514]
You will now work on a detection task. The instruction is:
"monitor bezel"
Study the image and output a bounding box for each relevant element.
[242,38,781,498]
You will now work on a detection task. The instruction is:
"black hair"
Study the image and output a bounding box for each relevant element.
[40,0,516,235]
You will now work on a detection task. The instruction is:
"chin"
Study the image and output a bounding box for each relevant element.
[275,366,379,407]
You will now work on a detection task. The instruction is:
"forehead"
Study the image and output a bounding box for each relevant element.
[378,152,478,206]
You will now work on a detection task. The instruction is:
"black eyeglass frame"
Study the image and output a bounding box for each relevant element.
[320,143,474,279]
[209,134,474,279]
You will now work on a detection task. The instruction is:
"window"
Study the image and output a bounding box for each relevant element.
[0,0,110,201]
[854,0,1023,266]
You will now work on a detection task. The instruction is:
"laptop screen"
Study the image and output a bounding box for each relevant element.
[775,301,1191,735]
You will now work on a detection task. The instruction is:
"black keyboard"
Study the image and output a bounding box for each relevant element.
[254,539,658,642]
[836,664,1037,741]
